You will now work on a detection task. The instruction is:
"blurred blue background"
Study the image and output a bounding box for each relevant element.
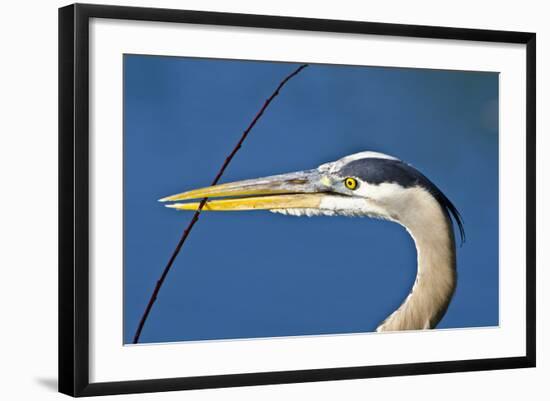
[123,55,499,344]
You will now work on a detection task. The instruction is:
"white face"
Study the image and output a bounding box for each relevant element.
[313,152,411,221]
[314,179,410,221]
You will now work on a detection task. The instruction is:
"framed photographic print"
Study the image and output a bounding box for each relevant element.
[58,3,536,397]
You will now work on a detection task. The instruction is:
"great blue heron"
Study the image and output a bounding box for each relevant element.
[160,151,465,332]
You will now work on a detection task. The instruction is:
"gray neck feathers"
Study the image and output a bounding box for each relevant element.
[376,187,457,332]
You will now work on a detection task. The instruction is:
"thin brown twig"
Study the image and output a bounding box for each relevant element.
[132,63,309,344]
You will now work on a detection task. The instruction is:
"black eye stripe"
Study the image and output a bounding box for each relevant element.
[338,158,465,244]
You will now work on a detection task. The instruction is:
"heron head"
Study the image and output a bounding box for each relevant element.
[160,151,464,243]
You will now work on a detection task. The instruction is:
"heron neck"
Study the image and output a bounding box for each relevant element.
[376,188,457,332]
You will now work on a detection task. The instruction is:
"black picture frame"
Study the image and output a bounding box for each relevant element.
[59,3,536,397]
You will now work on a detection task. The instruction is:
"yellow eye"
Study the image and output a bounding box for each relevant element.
[344,177,358,190]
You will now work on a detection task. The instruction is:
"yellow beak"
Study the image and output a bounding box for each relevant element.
[164,194,325,211]
[159,170,329,212]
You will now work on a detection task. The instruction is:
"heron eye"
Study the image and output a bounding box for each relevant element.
[344,177,358,190]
